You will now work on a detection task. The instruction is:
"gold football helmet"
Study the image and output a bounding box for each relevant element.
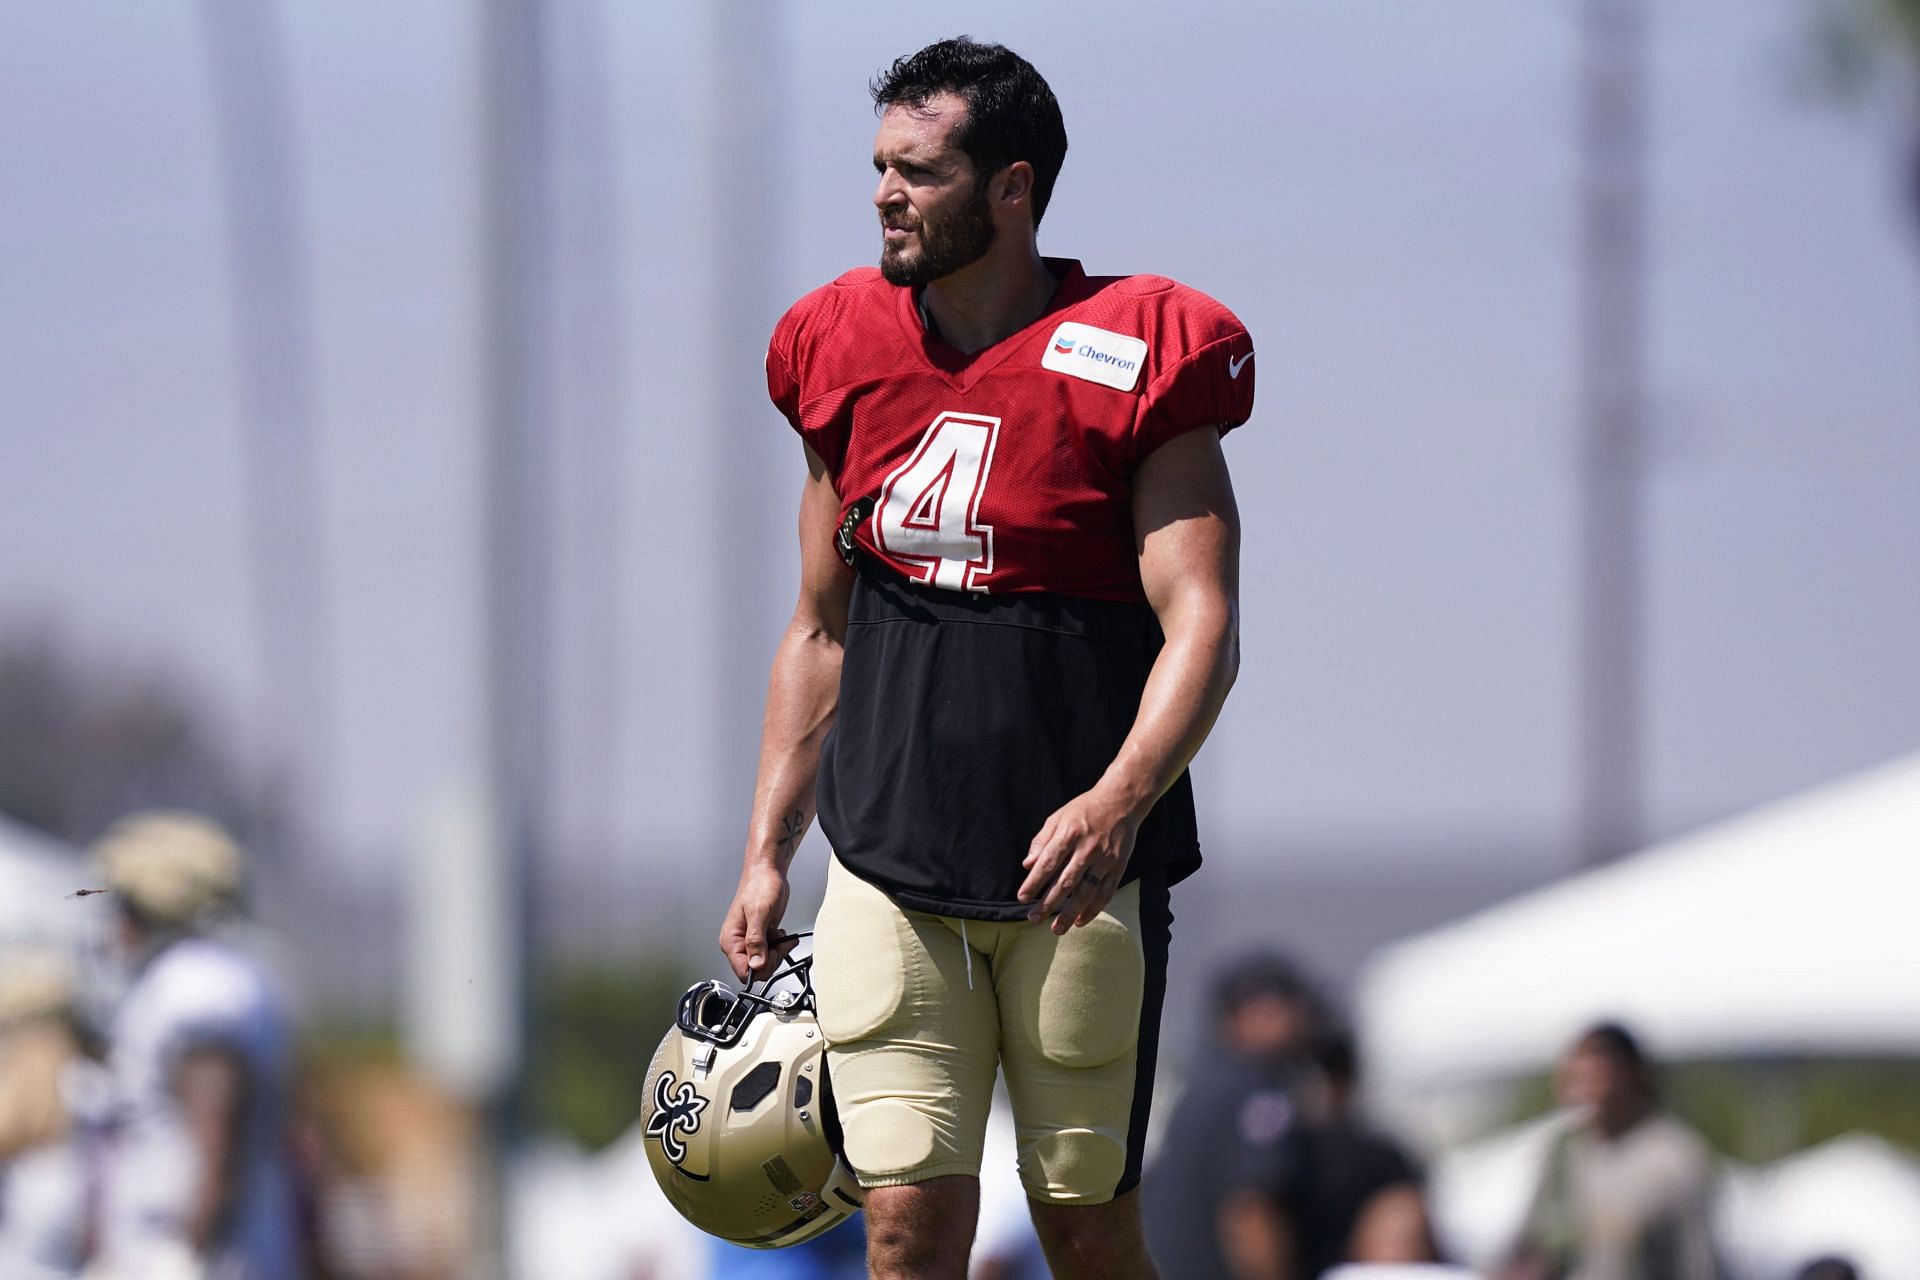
[642,940,863,1248]
[92,810,245,927]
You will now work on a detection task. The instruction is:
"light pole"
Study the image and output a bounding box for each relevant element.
[476,0,552,1269]
[196,0,328,882]
[1575,0,1649,867]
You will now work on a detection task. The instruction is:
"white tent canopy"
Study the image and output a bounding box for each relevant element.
[1718,1134,1920,1279]
[1356,754,1920,1099]
[0,813,96,956]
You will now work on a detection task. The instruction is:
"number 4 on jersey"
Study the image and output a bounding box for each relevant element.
[875,411,1001,592]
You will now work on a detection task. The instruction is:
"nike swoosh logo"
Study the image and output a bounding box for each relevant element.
[1228,351,1254,379]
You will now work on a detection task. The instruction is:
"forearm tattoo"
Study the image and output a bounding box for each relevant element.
[774,809,809,866]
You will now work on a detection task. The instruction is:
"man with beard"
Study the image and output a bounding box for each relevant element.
[715,37,1254,1280]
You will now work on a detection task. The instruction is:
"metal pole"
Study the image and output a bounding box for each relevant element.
[1576,0,1648,866]
[478,0,551,1271]
[196,0,328,881]
[549,0,628,949]
[704,5,792,932]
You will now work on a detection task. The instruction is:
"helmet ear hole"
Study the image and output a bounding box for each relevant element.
[729,1060,782,1112]
[697,989,735,1030]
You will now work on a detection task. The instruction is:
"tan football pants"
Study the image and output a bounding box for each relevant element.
[811,853,1165,1205]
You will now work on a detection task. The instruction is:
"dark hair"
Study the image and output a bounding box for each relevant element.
[1576,1020,1655,1096]
[870,37,1069,228]
[1578,1021,1647,1069]
[1212,951,1319,1019]
[1795,1259,1860,1280]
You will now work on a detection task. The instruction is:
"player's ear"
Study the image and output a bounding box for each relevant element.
[995,160,1035,215]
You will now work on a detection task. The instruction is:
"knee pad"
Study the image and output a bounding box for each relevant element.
[1020,1129,1126,1204]
[840,1097,940,1177]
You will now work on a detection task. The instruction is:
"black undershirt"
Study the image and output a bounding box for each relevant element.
[816,554,1201,920]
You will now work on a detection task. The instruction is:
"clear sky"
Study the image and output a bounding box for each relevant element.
[1,0,1916,901]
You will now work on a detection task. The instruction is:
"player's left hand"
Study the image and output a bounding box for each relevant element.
[1018,785,1141,934]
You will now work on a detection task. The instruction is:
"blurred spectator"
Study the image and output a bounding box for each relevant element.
[0,950,108,1278]
[1499,1022,1718,1280]
[1285,1029,1438,1273]
[1143,952,1321,1280]
[87,812,305,1279]
[1794,1259,1859,1280]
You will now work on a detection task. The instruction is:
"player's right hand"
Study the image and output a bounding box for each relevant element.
[719,864,793,982]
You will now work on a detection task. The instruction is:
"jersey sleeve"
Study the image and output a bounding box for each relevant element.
[766,294,851,477]
[766,326,802,433]
[155,952,268,1065]
[1132,309,1255,466]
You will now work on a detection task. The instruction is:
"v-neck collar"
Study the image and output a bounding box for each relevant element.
[894,257,1091,391]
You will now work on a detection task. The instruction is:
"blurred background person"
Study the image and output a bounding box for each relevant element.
[1794,1257,1860,1280]
[0,950,108,1279]
[1144,953,1323,1280]
[1499,1022,1718,1280]
[1284,1029,1438,1274]
[88,812,305,1280]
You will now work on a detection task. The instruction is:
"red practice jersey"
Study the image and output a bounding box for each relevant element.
[762,258,1254,918]
[766,258,1254,602]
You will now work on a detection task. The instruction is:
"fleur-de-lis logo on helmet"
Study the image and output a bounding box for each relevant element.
[645,1070,711,1166]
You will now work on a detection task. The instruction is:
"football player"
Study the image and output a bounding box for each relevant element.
[718,37,1252,1280]
[89,813,304,1279]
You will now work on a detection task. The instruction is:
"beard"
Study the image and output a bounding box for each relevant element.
[879,184,998,287]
